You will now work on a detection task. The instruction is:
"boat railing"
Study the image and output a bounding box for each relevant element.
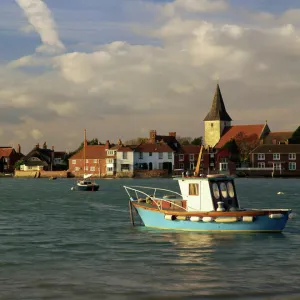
[123,185,187,211]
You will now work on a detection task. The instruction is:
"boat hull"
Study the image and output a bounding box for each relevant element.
[77,184,99,191]
[134,205,290,232]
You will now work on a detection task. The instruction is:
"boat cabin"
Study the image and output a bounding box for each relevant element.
[175,175,240,212]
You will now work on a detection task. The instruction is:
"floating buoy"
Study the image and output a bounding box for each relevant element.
[71,187,75,191]
[277,192,284,195]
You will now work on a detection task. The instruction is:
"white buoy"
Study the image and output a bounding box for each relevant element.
[71,187,75,191]
[277,192,284,195]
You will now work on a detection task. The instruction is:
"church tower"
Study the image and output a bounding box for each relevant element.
[204,83,232,147]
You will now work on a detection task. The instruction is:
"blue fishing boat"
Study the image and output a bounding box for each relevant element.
[124,174,293,232]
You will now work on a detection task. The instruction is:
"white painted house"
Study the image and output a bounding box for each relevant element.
[116,146,135,173]
[133,143,174,170]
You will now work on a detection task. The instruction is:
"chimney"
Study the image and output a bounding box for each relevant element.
[52,146,54,151]
[36,143,40,149]
[43,142,47,149]
[118,139,122,146]
[149,130,157,139]
[17,144,21,153]
[105,140,110,149]
[169,132,176,138]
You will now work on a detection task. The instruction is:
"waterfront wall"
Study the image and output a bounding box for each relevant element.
[15,170,69,178]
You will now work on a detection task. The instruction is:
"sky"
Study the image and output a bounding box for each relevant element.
[1,0,300,153]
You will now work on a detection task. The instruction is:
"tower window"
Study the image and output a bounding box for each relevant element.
[211,123,214,127]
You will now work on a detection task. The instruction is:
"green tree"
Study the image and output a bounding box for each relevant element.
[289,126,300,144]
[176,136,192,145]
[124,137,147,145]
[14,160,25,170]
[191,137,203,145]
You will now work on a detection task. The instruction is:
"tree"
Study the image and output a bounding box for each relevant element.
[191,137,203,145]
[14,160,25,170]
[234,132,260,162]
[124,137,147,145]
[289,126,300,144]
[176,136,192,145]
[222,139,239,162]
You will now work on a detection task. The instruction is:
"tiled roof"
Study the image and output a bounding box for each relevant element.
[215,124,266,148]
[0,147,13,158]
[69,145,107,159]
[135,143,174,153]
[204,84,232,121]
[117,146,134,152]
[251,144,300,154]
[179,145,201,154]
[263,131,293,144]
[54,151,66,158]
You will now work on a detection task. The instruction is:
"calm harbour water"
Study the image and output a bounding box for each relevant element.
[1,177,300,300]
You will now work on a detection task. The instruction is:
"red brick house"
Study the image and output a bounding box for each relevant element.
[68,141,111,177]
[174,145,201,172]
[0,145,24,173]
[250,144,300,176]
[263,131,293,145]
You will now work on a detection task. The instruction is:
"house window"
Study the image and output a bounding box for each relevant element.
[107,167,113,172]
[86,159,89,164]
[273,153,280,160]
[289,162,296,170]
[211,123,213,127]
[90,166,95,171]
[179,154,184,161]
[168,152,172,159]
[85,166,88,171]
[220,163,228,171]
[257,153,265,160]
[72,160,76,164]
[159,163,163,169]
[189,183,199,196]
[93,159,97,163]
[108,159,114,164]
[273,163,281,170]
[258,162,265,168]
[190,162,194,170]
[121,164,130,171]
[289,153,296,160]
[189,154,194,161]
[123,152,127,159]
[139,152,143,159]
[179,163,184,169]
[159,153,163,159]
[75,167,80,171]
[107,150,115,156]
[149,152,152,156]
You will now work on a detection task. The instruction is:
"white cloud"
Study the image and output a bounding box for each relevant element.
[47,101,78,117]
[15,0,65,53]
[164,0,228,16]
[30,129,43,140]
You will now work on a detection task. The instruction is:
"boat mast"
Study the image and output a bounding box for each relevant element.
[194,145,203,176]
[84,129,87,175]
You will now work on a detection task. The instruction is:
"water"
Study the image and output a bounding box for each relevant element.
[0,177,300,300]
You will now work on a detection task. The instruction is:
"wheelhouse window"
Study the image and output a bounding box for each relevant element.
[289,162,296,170]
[212,183,220,199]
[273,153,280,160]
[289,153,296,160]
[189,183,199,196]
[220,182,228,198]
[227,182,235,198]
[257,153,265,160]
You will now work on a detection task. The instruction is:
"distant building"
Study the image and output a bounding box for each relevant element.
[0,144,24,173]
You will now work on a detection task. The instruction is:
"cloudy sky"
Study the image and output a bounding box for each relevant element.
[1,0,300,153]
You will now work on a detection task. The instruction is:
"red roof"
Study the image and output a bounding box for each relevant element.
[69,145,108,160]
[117,146,134,152]
[180,145,201,154]
[0,147,13,158]
[135,143,173,153]
[215,124,266,148]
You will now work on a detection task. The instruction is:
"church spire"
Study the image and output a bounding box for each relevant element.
[204,83,232,121]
